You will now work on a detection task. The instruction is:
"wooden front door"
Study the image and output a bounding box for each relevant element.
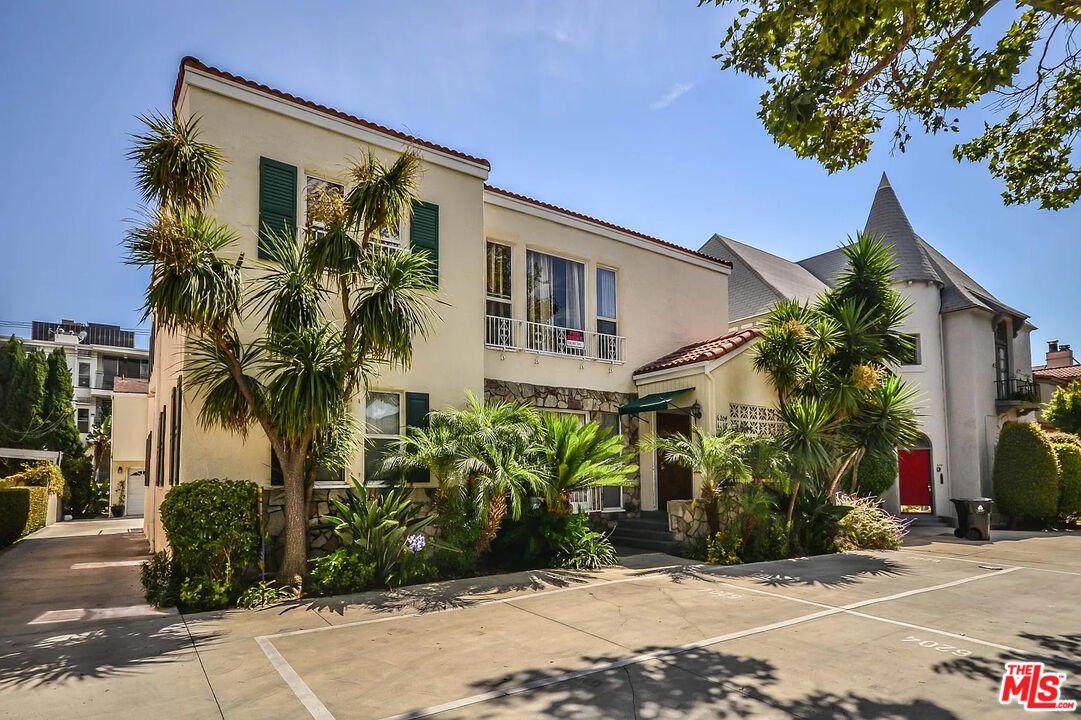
[656,412,693,507]
[898,448,933,514]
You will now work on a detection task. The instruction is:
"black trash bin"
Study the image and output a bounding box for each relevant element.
[951,498,994,541]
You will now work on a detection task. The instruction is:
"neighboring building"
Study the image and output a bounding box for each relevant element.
[144,58,734,551]
[1033,340,1081,424]
[22,320,149,440]
[109,377,149,517]
[698,174,1040,519]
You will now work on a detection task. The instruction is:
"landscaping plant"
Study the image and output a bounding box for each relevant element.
[1046,381,1081,436]
[126,114,437,591]
[539,413,636,515]
[834,494,910,551]
[158,478,260,609]
[553,514,619,570]
[993,422,1060,527]
[1053,442,1081,520]
[141,550,180,607]
[324,480,436,587]
[237,581,295,609]
[309,549,377,595]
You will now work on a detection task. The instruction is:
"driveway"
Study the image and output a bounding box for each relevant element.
[1,524,1079,719]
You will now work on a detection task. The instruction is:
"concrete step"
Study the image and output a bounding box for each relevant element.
[610,526,677,543]
[614,536,683,554]
[616,517,671,531]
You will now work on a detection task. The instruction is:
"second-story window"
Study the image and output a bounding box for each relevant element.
[78,361,90,388]
[527,250,586,355]
[305,176,344,242]
[486,243,512,318]
[597,268,617,336]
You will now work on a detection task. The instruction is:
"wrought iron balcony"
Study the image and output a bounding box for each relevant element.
[995,377,1041,408]
[485,316,626,363]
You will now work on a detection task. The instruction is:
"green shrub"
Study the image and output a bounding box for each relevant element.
[740,514,789,563]
[141,550,180,607]
[552,514,618,570]
[237,581,294,609]
[993,423,1060,526]
[309,549,376,595]
[835,494,909,550]
[4,463,65,495]
[159,478,260,609]
[1047,431,1081,450]
[61,455,99,518]
[680,535,709,562]
[0,487,48,546]
[1045,380,1081,435]
[324,480,436,587]
[853,453,898,497]
[1054,443,1081,519]
[706,530,742,566]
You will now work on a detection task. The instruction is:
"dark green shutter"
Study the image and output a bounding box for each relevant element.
[405,392,430,483]
[410,201,439,286]
[259,157,297,259]
[270,449,283,486]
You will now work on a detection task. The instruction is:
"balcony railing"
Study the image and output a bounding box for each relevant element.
[485,316,626,363]
[995,377,1040,404]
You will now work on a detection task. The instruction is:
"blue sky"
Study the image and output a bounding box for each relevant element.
[1,1,1077,358]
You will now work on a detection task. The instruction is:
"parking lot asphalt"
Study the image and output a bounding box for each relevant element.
[2,523,1078,719]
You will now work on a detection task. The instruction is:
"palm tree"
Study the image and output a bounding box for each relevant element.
[643,426,750,535]
[126,114,437,591]
[538,413,637,515]
[381,393,545,553]
[86,415,112,490]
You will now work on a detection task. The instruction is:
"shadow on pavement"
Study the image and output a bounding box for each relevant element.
[0,617,217,689]
[457,646,960,719]
[631,552,909,589]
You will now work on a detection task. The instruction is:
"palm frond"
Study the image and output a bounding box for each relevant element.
[351,247,439,368]
[259,325,346,439]
[345,149,423,244]
[186,332,265,435]
[250,229,327,336]
[128,112,225,213]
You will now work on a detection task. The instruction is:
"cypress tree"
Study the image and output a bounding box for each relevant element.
[43,347,83,457]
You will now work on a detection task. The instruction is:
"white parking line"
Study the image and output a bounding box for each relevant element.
[896,549,1081,577]
[28,605,173,624]
[257,564,1034,720]
[70,560,147,569]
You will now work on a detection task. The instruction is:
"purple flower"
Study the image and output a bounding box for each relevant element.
[406,533,426,552]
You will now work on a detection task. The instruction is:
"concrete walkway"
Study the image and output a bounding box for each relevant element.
[2,524,1079,718]
[0,518,222,719]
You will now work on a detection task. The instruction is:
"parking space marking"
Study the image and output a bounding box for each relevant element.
[896,549,1081,577]
[256,637,334,720]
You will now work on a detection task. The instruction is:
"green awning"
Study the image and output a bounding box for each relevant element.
[619,388,691,415]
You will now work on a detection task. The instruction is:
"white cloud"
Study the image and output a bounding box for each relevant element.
[649,82,693,111]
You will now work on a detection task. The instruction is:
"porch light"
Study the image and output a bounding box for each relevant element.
[691,401,702,419]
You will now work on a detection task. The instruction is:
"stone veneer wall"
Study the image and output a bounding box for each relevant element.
[262,487,349,573]
[667,499,709,542]
[483,379,642,514]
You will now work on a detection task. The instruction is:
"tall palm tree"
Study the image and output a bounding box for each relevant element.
[127,114,437,591]
[643,426,750,535]
[539,413,637,515]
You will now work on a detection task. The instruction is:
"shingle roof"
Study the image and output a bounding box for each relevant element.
[699,234,826,320]
[174,57,491,170]
[634,328,760,376]
[485,186,731,268]
[113,377,149,394]
[798,174,1028,324]
[1033,364,1081,383]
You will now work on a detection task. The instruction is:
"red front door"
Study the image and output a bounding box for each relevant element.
[898,448,932,514]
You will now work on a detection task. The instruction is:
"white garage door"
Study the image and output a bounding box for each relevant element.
[125,471,146,517]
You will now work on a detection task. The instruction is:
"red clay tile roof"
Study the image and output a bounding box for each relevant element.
[173,57,491,171]
[113,377,149,394]
[1033,364,1081,383]
[484,185,732,268]
[634,328,760,376]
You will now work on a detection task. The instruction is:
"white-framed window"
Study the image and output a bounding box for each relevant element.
[596,267,619,361]
[77,408,89,434]
[901,333,921,366]
[304,175,344,242]
[365,391,402,485]
[78,361,90,388]
[597,411,624,510]
[526,250,585,330]
[486,242,512,318]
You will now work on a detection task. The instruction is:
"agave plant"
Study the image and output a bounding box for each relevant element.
[324,479,436,587]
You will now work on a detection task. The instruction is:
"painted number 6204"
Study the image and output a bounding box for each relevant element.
[902,636,971,656]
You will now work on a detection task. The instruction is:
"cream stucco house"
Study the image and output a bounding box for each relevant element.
[143,58,747,552]
[700,174,1040,520]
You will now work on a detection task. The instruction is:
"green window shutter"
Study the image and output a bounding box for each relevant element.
[405,392,430,483]
[259,157,297,259]
[409,200,439,286]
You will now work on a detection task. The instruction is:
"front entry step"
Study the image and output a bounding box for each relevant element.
[610,510,682,554]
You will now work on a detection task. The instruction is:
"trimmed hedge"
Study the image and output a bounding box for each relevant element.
[1054,443,1081,518]
[0,486,49,547]
[854,452,899,497]
[159,479,260,609]
[993,422,1060,526]
[1047,431,1081,450]
[4,463,65,496]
